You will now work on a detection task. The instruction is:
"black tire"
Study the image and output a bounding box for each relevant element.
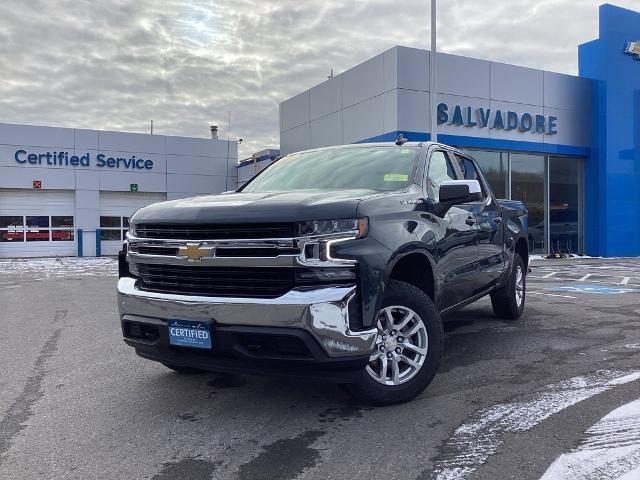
[162,364,207,374]
[490,253,526,320]
[343,280,444,406]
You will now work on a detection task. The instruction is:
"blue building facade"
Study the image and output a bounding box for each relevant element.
[280,3,640,258]
[579,4,640,257]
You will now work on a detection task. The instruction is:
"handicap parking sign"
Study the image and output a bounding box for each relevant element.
[550,284,640,295]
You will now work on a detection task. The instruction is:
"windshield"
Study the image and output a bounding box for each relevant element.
[241,146,419,193]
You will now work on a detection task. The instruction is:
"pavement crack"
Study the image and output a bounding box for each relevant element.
[0,308,66,464]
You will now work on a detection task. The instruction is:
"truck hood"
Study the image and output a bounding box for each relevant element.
[131,189,377,224]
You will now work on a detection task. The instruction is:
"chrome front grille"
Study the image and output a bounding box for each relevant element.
[135,223,294,240]
[126,223,358,298]
[136,264,294,298]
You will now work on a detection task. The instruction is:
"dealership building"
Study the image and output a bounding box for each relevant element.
[280,3,640,257]
[0,123,237,257]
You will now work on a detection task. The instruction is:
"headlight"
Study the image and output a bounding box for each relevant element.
[128,223,137,237]
[296,218,368,238]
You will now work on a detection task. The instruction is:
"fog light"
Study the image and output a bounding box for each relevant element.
[295,268,356,282]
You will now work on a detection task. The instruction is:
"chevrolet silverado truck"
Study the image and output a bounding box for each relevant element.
[117,140,528,405]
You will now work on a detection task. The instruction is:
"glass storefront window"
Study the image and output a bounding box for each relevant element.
[52,230,75,242]
[455,146,584,255]
[549,157,582,254]
[51,216,75,242]
[25,216,50,242]
[100,216,128,241]
[0,216,23,228]
[100,216,121,228]
[52,216,74,228]
[510,154,546,254]
[0,215,24,242]
[465,150,507,198]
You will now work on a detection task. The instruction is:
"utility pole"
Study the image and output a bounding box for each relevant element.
[430,0,437,143]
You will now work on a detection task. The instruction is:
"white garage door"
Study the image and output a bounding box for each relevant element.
[0,189,76,258]
[99,192,166,255]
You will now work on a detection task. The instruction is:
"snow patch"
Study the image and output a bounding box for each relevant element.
[0,257,117,280]
[540,397,640,480]
[430,370,640,480]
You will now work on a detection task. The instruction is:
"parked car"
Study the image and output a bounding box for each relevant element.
[117,141,528,405]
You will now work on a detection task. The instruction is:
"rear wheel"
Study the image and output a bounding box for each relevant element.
[344,280,443,406]
[491,253,526,320]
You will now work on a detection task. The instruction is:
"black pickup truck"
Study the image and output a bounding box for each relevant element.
[117,141,528,405]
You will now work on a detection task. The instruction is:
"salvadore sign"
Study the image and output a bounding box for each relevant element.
[437,103,558,135]
[14,149,154,170]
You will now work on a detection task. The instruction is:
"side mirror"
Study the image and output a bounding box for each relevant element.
[439,180,482,204]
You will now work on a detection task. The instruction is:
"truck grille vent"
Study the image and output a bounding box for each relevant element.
[135,223,294,240]
[136,264,294,298]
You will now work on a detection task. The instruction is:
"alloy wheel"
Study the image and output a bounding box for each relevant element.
[515,265,524,307]
[366,306,428,386]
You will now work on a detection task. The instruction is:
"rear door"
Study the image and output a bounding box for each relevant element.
[425,149,479,310]
[451,153,506,290]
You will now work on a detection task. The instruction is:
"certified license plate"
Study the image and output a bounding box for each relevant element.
[168,319,212,349]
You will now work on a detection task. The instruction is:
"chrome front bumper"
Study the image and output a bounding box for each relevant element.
[117,277,377,358]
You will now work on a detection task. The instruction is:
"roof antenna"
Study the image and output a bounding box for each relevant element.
[395,134,408,146]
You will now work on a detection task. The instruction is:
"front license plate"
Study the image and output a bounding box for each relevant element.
[168,319,212,349]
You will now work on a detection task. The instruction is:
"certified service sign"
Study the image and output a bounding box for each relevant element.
[625,41,640,59]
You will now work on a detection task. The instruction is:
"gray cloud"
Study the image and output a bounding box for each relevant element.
[0,0,636,158]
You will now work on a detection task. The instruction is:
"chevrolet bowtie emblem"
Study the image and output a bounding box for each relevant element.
[626,41,640,59]
[178,243,215,262]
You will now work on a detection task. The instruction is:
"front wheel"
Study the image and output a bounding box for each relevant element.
[344,280,443,406]
[490,253,526,320]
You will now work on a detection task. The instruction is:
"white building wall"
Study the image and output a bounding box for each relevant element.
[280,46,592,154]
[0,122,237,257]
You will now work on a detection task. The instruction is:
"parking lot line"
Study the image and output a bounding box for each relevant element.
[529,275,637,287]
[542,272,557,278]
[529,291,577,299]
[620,277,631,285]
[578,273,593,281]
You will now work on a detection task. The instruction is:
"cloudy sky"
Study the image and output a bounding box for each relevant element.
[0,0,637,158]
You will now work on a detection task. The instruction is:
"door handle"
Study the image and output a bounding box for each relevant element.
[465,216,477,226]
[494,216,503,224]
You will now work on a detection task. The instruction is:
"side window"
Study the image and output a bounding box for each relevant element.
[427,151,456,201]
[454,154,487,200]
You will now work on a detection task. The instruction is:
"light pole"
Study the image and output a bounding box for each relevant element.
[430,0,437,143]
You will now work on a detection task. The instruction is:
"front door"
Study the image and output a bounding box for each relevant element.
[451,153,506,290]
[425,149,479,310]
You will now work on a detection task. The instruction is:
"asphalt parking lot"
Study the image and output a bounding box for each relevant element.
[1,257,639,480]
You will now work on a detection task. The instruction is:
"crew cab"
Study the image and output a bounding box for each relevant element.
[117,141,528,405]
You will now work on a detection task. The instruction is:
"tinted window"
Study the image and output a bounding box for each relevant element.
[0,216,23,228]
[52,216,74,228]
[26,216,49,228]
[427,151,456,202]
[454,154,486,199]
[100,230,122,241]
[100,216,121,228]
[463,150,507,198]
[242,147,419,193]
[52,230,74,242]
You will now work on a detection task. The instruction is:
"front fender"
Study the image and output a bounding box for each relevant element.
[334,238,439,328]
[330,236,392,329]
